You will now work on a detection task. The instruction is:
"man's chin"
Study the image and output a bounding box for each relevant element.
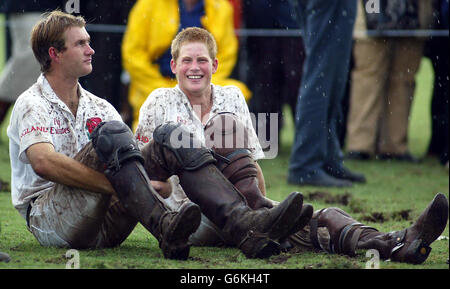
[79,67,93,77]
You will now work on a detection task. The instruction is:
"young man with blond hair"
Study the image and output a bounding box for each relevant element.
[136,27,449,265]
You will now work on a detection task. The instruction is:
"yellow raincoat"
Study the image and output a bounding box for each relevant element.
[122,0,251,130]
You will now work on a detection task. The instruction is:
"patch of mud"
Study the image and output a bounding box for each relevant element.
[189,256,211,264]
[45,254,67,264]
[303,263,323,269]
[267,254,290,264]
[360,209,412,223]
[305,191,352,206]
[391,209,412,221]
[304,191,412,224]
[0,180,10,192]
[360,212,386,223]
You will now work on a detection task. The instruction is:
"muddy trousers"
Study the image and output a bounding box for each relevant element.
[27,143,137,248]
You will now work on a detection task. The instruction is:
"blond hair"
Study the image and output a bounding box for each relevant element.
[171,27,217,61]
[31,10,86,73]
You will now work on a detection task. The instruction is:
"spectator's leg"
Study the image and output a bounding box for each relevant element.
[346,38,389,156]
[378,38,424,155]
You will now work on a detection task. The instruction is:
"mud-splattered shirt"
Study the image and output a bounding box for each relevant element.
[7,74,122,219]
[135,84,264,160]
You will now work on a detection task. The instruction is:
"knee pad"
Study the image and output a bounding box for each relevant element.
[91,120,144,174]
[153,122,216,172]
[204,113,255,180]
[204,112,250,154]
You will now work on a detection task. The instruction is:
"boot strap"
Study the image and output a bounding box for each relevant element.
[309,208,327,251]
[156,210,178,244]
[237,230,269,249]
[214,149,252,170]
[388,229,407,255]
[338,223,378,256]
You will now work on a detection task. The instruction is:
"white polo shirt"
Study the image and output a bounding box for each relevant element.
[136,84,264,160]
[7,74,122,219]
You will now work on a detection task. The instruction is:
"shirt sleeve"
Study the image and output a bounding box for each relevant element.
[135,90,166,149]
[16,99,54,164]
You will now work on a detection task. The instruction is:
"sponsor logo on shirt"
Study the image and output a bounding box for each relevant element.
[21,126,70,138]
[85,117,103,139]
[136,134,150,143]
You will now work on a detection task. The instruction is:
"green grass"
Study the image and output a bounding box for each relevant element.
[0,14,5,69]
[0,49,448,269]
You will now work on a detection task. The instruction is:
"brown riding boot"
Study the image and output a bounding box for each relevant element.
[358,193,449,264]
[307,193,449,264]
[205,113,274,210]
[206,113,313,249]
[142,121,304,258]
[91,121,201,260]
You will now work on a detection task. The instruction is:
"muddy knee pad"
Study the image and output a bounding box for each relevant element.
[204,113,272,209]
[204,112,251,156]
[152,122,216,174]
[91,120,144,176]
[203,112,256,186]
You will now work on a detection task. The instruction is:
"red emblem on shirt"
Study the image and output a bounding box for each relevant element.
[86,117,102,138]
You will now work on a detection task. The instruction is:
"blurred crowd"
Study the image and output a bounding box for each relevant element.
[0,0,448,173]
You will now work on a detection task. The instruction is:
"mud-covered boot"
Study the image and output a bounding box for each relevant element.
[205,113,313,249]
[143,121,304,258]
[91,121,201,260]
[182,166,304,259]
[279,203,314,252]
[306,194,449,264]
[357,193,449,264]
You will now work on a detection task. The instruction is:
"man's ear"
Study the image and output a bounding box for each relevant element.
[212,58,218,74]
[170,59,177,74]
[48,47,59,62]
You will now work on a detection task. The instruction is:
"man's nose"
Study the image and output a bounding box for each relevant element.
[190,60,200,70]
[86,44,95,55]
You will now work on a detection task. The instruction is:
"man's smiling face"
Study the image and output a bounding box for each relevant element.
[171,41,218,97]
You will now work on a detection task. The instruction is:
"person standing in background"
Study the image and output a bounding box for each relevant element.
[243,0,305,151]
[425,0,449,168]
[346,0,433,162]
[288,0,366,187]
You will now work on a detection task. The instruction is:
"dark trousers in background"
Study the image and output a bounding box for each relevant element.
[288,0,356,178]
[425,36,449,165]
[247,36,305,149]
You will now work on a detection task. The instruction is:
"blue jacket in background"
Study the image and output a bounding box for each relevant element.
[441,0,449,28]
[243,0,299,29]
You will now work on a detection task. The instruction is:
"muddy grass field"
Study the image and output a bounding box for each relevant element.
[0,51,448,273]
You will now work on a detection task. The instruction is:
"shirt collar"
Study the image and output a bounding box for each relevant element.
[175,84,216,109]
[38,73,88,105]
[175,84,219,124]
